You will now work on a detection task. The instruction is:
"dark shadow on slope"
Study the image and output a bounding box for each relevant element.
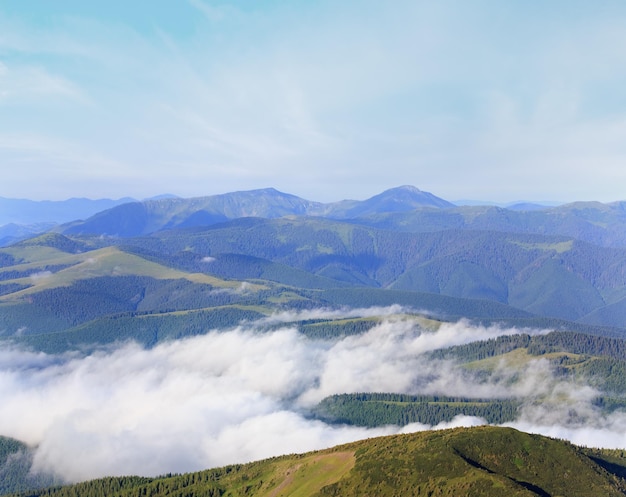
[453,449,552,497]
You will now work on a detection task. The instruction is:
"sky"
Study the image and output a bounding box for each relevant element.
[1,0,626,203]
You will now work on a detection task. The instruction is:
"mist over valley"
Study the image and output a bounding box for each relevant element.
[2,186,626,494]
[4,0,626,492]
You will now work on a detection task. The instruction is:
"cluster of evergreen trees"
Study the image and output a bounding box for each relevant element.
[0,437,56,495]
[315,393,521,427]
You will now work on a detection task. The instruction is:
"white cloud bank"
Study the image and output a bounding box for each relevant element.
[0,315,621,483]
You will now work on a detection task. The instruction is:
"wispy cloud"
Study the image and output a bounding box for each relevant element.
[187,0,239,23]
[0,316,552,483]
[2,1,626,201]
[29,271,52,282]
[0,62,90,105]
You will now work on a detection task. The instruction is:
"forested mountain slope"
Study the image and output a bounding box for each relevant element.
[350,200,626,248]
[131,217,626,326]
[0,232,553,353]
[55,187,626,250]
[3,214,626,337]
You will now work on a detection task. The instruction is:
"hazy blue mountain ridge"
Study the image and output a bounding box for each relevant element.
[60,186,453,237]
[3,186,626,331]
[0,222,57,247]
[349,201,626,248]
[0,196,135,225]
[0,197,138,247]
[52,187,626,250]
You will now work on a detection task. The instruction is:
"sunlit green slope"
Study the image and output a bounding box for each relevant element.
[20,427,626,497]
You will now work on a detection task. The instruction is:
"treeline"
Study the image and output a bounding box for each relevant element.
[119,246,347,290]
[28,276,255,327]
[0,252,17,268]
[25,272,329,329]
[20,476,158,497]
[147,220,626,298]
[0,436,57,495]
[103,220,626,328]
[298,318,379,339]
[428,331,626,394]
[19,461,258,497]
[13,427,626,497]
[314,393,521,427]
[575,358,626,394]
[527,332,626,360]
[430,331,626,363]
[428,334,532,362]
[0,283,29,296]
[0,264,77,283]
[13,307,266,354]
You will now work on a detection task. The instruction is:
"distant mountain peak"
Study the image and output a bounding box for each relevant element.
[256,187,282,194]
[60,186,458,237]
[386,185,422,193]
[364,185,454,209]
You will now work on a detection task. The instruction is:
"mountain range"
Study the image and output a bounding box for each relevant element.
[1,185,626,333]
[3,185,626,495]
[49,186,626,250]
[3,186,626,247]
[57,186,454,237]
[0,196,136,226]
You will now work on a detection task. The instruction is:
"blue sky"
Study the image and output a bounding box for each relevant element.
[1,1,626,202]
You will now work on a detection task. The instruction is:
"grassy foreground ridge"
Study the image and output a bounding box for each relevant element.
[16,426,626,497]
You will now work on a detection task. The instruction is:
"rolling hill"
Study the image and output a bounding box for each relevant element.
[128,217,626,327]
[14,426,626,497]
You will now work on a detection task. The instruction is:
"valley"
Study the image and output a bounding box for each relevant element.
[1,186,626,495]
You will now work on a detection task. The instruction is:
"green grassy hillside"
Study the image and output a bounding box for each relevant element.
[17,427,626,497]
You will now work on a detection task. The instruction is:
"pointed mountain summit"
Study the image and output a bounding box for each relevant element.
[321,185,454,218]
[364,185,454,210]
[60,186,453,237]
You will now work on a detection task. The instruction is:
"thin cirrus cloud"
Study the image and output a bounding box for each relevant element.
[1,1,626,202]
[0,63,89,105]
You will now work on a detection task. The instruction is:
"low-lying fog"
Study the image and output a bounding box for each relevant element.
[1,307,624,483]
